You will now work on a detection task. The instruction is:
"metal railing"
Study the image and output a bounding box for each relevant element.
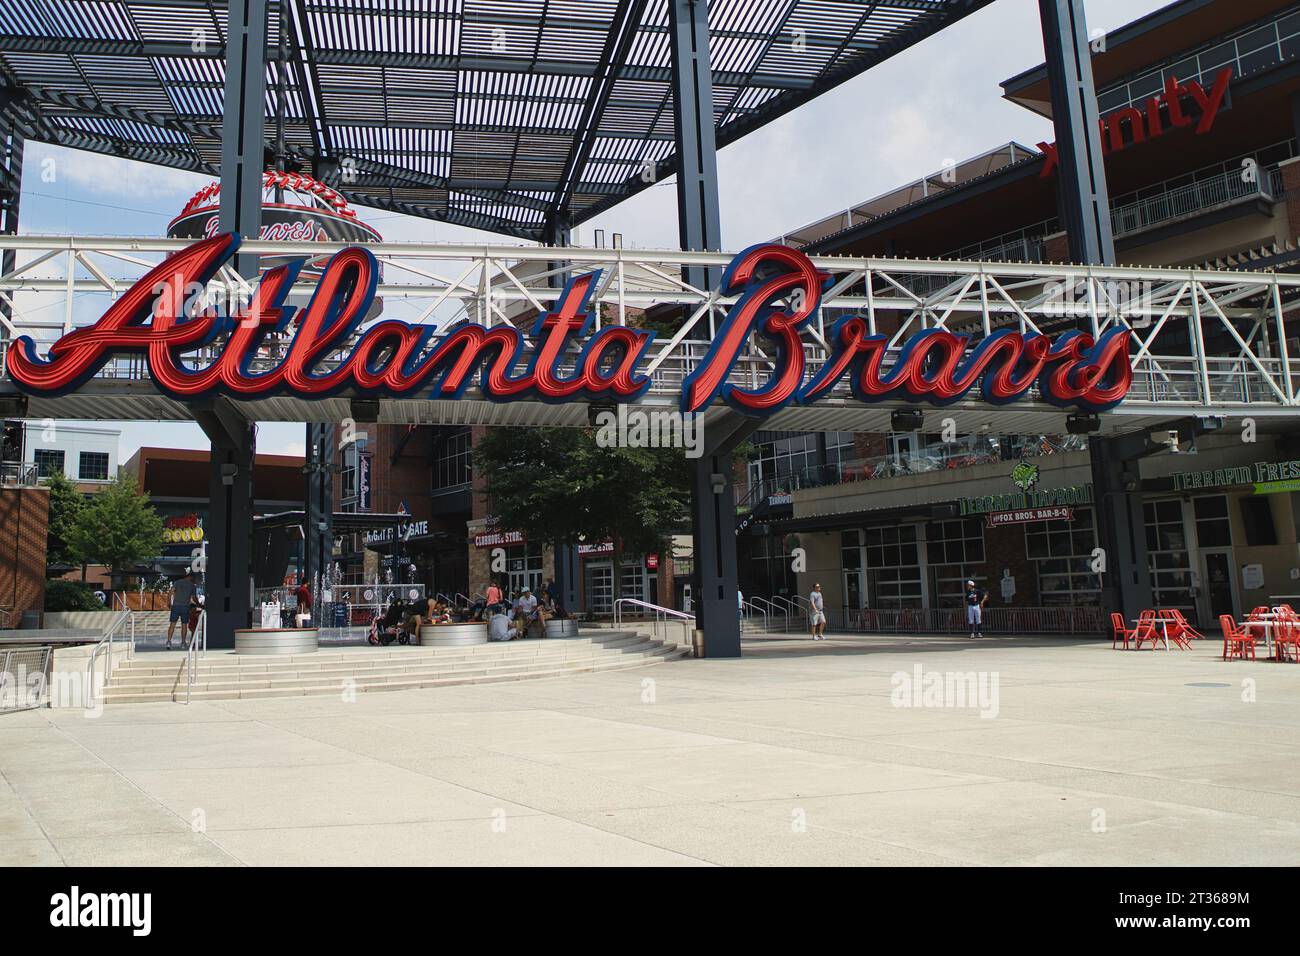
[4,235,1300,432]
[740,436,1086,510]
[1097,10,1300,116]
[1111,168,1278,239]
[184,611,207,705]
[0,461,38,487]
[613,597,695,653]
[843,605,1105,636]
[740,598,769,633]
[85,606,134,709]
[1,645,52,713]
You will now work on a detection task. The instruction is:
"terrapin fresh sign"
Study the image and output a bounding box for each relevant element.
[6,236,1133,415]
[1172,460,1300,493]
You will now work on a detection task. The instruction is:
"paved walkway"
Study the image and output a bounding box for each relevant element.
[4,633,1299,866]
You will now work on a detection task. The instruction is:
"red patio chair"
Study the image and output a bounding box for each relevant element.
[1220,615,1257,661]
[1133,616,1162,650]
[1110,612,1137,650]
[1274,610,1300,662]
[1167,609,1206,641]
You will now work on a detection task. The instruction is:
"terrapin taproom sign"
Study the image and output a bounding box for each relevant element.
[6,235,1133,415]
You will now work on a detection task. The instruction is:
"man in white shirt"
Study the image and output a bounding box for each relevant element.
[809,583,826,640]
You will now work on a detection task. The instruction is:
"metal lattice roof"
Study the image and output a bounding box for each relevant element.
[0,0,993,239]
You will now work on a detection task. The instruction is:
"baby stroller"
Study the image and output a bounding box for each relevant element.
[367,599,415,646]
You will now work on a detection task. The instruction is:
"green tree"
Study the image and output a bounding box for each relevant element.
[66,474,165,575]
[473,426,692,596]
[42,470,86,567]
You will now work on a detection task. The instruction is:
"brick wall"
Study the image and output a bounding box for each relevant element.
[1279,157,1300,241]
[0,487,50,623]
[975,522,1040,607]
[1042,232,1070,263]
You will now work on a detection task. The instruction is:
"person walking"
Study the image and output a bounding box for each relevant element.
[809,582,827,640]
[165,570,197,650]
[965,579,988,639]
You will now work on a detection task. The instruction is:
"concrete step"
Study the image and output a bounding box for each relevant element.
[113,634,655,678]
[102,644,688,703]
[108,643,663,686]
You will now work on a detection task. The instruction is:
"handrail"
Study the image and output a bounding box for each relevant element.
[85,607,133,709]
[613,597,695,649]
[184,611,207,705]
[745,597,776,632]
[768,595,796,630]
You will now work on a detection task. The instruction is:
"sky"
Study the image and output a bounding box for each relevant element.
[14,0,1172,462]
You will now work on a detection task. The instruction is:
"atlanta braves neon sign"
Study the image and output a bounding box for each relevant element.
[6,234,1132,414]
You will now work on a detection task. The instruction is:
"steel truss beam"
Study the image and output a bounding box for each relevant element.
[2,236,1299,435]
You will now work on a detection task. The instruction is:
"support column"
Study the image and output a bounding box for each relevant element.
[1089,437,1152,622]
[690,413,759,658]
[206,0,267,647]
[1038,0,1114,266]
[668,0,722,291]
[304,423,335,613]
[219,0,269,271]
[555,541,580,616]
[197,402,257,649]
[0,93,24,325]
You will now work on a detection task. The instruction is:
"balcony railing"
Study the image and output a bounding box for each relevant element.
[739,435,1087,511]
[1111,168,1279,239]
[0,462,39,487]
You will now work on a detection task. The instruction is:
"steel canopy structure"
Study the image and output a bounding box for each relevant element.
[0,0,993,241]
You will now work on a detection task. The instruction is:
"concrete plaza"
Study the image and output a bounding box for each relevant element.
[3,633,1299,866]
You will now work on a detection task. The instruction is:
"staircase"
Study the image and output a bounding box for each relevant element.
[102,630,689,703]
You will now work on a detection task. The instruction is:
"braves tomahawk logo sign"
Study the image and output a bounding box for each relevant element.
[6,234,1132,415]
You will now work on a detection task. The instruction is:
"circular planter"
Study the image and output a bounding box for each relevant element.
[234,627,319,655]
[418,622,489,647]
[544,619,578,638]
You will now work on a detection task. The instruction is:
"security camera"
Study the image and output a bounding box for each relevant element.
[710,473,727,495]
[220,463,238,486]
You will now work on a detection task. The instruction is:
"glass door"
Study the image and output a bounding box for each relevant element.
[1199,551,1237,625]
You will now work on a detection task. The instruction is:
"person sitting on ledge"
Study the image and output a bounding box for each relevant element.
[488,604,512,642]
[513,586,539,637]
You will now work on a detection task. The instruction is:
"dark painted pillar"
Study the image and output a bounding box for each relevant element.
[690,414,759,658]
[1089,438,1152,621]
[205,0,267,647]
[668,0,722,291]
[304,423,335,616]
[1039,1,1147,620]
[1038,0,1114,266]
[555,542,580,616]
[0,95,23,325]
[219,0,268,271]
[197,402,257,649]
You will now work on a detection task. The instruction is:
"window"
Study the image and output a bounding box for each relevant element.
[434,429,472,491]
[338,438,368,511]
[78,451,109,481]
[1194,495,1232,548]
[34,449,64,479]
[863,524,923,609]
[1239,497,1277,546]
[1025,508,1101,607]
[926,518,986,607]
[747,432,821,496]
[1144,499,1194,613]
[506,543,543,597]
[749,533,796,597]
